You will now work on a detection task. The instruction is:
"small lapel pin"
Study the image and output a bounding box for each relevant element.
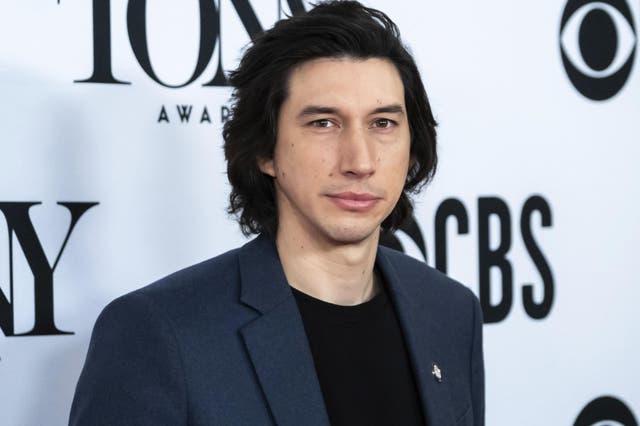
[432,362,442,383]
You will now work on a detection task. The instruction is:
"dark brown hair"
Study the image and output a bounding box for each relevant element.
[224,0,437,237]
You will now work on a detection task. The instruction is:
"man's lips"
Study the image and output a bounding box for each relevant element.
[326,192,383,211]
[330,192,381,201]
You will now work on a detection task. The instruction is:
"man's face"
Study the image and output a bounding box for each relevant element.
[260,57,411,246]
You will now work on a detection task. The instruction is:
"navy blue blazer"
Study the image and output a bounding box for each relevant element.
[70,235,484,426]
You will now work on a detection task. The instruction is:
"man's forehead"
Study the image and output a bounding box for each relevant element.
[284,56,405,108]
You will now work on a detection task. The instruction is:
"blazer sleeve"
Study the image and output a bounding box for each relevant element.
[69,292,187,426]
[470,295,485,426]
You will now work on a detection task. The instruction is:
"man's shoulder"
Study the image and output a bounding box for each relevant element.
[379,245,477,305]
[140,246,242,298]
[101,245,247,327]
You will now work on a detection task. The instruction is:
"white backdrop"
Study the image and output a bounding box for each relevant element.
[1,1,638,425]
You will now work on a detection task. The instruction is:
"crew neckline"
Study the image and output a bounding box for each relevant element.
[290,280,389,326]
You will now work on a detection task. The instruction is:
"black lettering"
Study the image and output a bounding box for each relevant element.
[75,0,130,84]
[157,105,170,123]
[220,105,231,123]
[284,0,307,15]
[434,198,469,274]
[176,105,193,122]
[202,0,263,87]
[79,0,308,87]
[200,106,211,123]
[478,197,512,324]
[0,202,98,336]
[520,195,554,319]
[230,0,263,37]
[127,0,217,88]
[203,0,307,86]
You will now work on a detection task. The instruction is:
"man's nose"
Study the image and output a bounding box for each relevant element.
[338,125,376,178]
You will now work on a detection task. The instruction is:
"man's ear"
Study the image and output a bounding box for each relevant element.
[257,157,276,178]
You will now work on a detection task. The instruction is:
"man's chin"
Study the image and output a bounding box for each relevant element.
[323,223,381,247]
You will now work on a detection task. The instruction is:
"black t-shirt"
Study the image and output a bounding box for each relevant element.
[291,279,426,426]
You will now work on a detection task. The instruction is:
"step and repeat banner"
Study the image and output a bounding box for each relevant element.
[1,1,638,425]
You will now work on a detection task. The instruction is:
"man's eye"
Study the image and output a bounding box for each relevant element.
[372,118,396,128]
[310,119,334,128]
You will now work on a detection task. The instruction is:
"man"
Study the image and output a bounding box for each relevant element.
[70,2,484,425]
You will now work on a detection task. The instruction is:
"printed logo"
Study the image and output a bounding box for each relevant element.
[77,0,307,88]
[73,0,308,124]
[574,396,638,426]
[560,0,637,100]
[0,202,98,337]
[381,195,554,324]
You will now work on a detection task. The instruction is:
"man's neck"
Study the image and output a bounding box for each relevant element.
[275,228,381,306]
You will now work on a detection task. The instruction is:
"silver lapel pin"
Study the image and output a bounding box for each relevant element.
[432,362,442,383]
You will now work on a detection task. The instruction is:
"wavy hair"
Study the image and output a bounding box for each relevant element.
[223,0,438,237]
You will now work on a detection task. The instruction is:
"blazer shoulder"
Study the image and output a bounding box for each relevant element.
[105,246,245,326]
[379,245,478,304]
[136,246,241,299]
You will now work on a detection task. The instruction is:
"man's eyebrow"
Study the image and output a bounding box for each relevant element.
[370,104,405,115]
[297,106,339,118]
[297,104,405,118]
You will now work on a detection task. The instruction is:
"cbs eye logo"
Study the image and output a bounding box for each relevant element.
[560,0,637,100]
[574,396,638,426]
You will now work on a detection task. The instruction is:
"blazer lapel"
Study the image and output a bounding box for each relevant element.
[238,236,330,426]
[376,247,456,426]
